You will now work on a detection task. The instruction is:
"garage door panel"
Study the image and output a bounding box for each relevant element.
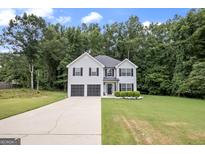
[87,84,101,96]
[71,85,84,96]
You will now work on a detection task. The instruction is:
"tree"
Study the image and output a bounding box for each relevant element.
[179,62,205,98]
[0,9,205,99]
[2,13,46,89]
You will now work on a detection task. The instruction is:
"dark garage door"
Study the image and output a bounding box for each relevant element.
[87,84,101,96]
[71,85,84,96]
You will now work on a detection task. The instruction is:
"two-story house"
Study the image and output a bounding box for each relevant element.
[67,52,138,97]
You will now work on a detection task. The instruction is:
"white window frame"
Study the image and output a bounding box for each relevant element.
[121,83,127,91]
[91,68,97,76]
[127,69,132,76]
[126,83,132,91]
[121,68,127,76]
[120,68,132,76]
[106,68,114,76]
[120,83,133,91]
[74,68,81,76]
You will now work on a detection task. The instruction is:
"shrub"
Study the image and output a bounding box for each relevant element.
[114,91,140,97]
[120,91,127,97]
[133,91,140,97]
[127,91,133,97]
[114,91,120,97]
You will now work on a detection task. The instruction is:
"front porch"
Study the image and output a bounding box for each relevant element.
[103,82,118,96]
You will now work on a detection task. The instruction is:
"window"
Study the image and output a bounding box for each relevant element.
[121,69,127,76]
[121,84,127,91]
[73,67,83,76]
[126,84,132,91]
[106,68,114,76]
[120,83,133,91]
[119,68,133,76]
[127,69,132,76]
[89,68,99,76]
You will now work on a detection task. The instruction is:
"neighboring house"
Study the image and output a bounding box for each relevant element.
[67,52,138,97]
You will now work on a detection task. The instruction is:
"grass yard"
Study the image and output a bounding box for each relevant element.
[0,89,66,120]
[102,95,205,145]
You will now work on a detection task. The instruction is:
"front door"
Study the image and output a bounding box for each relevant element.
[107,84,112,95]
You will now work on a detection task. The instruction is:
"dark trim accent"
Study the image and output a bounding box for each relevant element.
[111,69,114,76]
[119,83,121,91]
[97,68,99,76]
[131,68,133,76]
[89,68,91,76]
[132,84,134,91]
[73,68,75,76]
[119,68,121,76]
[105,69,107,76]
[80,67,83,76]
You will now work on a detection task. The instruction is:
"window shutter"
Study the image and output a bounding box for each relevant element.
[81,67,83,76]
[132,84,134,91]
[105,69,107,76]
[131,68,133,76]
[119,68,121,76]
[119,84,121,91]
[97,68,99,76]
[73,68,75,76]
[89,68,91,76]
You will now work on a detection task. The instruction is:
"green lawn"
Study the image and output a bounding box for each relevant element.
[102,95,205,145]
[0,89,66,120]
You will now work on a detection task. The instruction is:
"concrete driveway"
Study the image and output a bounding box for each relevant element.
[0,97,101,145]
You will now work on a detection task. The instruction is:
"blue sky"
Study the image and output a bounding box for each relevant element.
[0,8,191,27]
[0,8,191,52]
[51,8,191,26]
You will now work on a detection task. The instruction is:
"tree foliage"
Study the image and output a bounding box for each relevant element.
[0,9,205,98]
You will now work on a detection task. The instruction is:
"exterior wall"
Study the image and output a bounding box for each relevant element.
[116,60,137,91]
[67,54,104,97]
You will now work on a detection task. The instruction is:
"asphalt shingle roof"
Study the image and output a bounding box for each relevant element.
[95,55,121,67]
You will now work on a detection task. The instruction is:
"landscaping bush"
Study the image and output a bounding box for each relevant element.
[114,91,140,97]
[133,91,140,97]
[120,91,127,97]
[114,91,120,97]
[127,91,133,97]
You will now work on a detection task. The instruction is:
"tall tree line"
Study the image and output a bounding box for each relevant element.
[0,9,205,98]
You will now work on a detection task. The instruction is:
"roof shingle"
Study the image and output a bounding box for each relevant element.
[95,55,121,67]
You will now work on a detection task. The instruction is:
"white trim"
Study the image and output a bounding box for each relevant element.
[115,58,138,68]
[66,52,105,68]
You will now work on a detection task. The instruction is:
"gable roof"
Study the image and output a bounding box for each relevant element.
[115,58,138,68]
[95,55,121,67]
[66,52,105,68]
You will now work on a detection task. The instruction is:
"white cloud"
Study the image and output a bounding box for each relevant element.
[142,21,151,27]
[81,12,103,24]
[0,48,10,53]
[157,22,162,25]
[24,8,53,18]
[56,16,71,24]
[142,21,162,27]
[0,9,16,26]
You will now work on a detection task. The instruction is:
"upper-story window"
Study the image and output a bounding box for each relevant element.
[105,68,114,77]
[119,68,133,76]
[73,67,83,76]
[89,68,99,76]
